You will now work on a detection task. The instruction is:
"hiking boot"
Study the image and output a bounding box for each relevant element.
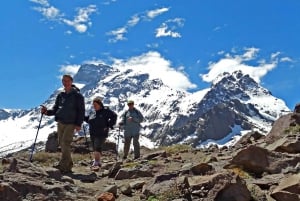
[90,161,101,172]
[91,165,100,172]
[60,169,73,174]
[91,160,101,167]
[53,163,61,169]
[53,163,72,174]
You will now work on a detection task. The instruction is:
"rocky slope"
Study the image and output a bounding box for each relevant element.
[1,104,299,201]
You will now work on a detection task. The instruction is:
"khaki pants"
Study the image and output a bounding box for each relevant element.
[57,122,75,171]
[123,135,140,159]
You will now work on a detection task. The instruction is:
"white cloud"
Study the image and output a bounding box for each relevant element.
[102,0,118,6]
[32,6,61,20]
[271,52,280,60]
[62,5,97,33]
[155,18,184,38]
[156,24,181,38]
[111,51,196,91]
[107,14,139,43]
[107,27,127,43]
[107,7,170,42]
[242,47,259,60]
[200,48,280,84]
[59,64,80,76]
[280,57,293,62]
[65,30,72,35]
[76,23,88,33]
[213,24,227,32]
[128,15,140,27]
[146,43,159,48]
[30,0,49,7]
[75,5,97,24]
[146,7,169,19]
[31,1,97,33]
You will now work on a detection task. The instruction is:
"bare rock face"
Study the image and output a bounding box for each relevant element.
[270,173,300,201]
[263,105,300,154]
[0,182,22,201]
[229,145,270,175]
[228,145,300,176]
[265,113,294,144]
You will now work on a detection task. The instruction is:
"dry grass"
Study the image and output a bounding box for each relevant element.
[230,167,252,179]
[161,144,192,155]
[14,151,90,166]
[122,161,140,168]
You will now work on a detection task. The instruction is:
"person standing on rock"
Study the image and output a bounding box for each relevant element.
[119,100,144,160]
[85,97,117,170]
[41,74,85,173]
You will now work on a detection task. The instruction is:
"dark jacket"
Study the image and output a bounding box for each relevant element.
[47,88,85,127]
[85,107,117,138]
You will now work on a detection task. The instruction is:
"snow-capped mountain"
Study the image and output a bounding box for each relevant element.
[0,64,290,156]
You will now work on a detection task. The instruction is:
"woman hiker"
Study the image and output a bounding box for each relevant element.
[85,97,117,171]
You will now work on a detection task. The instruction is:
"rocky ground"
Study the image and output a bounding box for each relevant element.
[1,108,300,201]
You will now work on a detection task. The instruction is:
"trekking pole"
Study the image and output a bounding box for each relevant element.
[116,126,121,160]
[82,124,89,147]
[83,123,93,163]
[29,112,44,162]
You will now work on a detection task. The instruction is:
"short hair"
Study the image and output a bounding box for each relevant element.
[62,74,73,82]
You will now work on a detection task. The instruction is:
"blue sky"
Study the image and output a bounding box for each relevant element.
[1,0,299,110]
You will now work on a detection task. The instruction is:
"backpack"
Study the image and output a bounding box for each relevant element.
[123,108,142,125]
[103,106,118,129]
[72,84,80,92]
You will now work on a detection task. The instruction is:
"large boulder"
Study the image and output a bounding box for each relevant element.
[227,145,300,175]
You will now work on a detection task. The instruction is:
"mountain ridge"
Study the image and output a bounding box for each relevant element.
[0,64,290,156]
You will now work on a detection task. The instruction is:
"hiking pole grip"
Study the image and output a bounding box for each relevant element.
[83,123,93,162]
[29,112,44,162]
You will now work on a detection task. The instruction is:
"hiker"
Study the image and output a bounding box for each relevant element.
[119,100,144,160]
[41,74,85,173]
[85,97,117,170]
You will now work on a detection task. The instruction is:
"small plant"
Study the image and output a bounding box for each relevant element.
[147,196,159,201]
[230,167,252,179]
[162,144,192,155]
[284,125,300,134]
[122,161,139,168]
[156,182,182,200]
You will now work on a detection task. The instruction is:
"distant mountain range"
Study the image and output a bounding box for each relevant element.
[0,64,290,155]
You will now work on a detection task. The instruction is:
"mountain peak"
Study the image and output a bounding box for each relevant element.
[213,70,255,86]
[74,63,113,84]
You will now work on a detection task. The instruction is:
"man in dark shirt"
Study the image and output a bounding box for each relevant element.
[41,74,85,173]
